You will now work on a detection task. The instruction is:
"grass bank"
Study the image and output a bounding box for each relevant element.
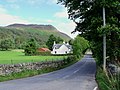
[96,67,120,90]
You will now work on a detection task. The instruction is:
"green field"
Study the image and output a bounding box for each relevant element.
[0,50,66,64]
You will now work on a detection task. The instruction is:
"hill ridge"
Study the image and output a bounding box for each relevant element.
[0,24,71,48]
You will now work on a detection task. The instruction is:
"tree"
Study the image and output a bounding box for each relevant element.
[73,35,89,58]
[58,0,120,63]
[46,34,63,50]
[46,34,56,50]
[14,36,24,49]
[56,36,63,44]
[24,39,38,56]
[0,39,14,50]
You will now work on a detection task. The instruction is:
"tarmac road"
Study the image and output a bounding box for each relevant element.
[0,54,97,90]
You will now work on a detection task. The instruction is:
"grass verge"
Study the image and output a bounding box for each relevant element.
[96,67,120,90]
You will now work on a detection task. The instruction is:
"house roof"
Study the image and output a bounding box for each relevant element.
[53,44,72,50]
[65,44,72,49]
[53,44,62,49]
[38,48,50,52]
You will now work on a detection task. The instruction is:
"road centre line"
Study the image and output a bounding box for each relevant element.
[73,69,79,74]
[62,75,70,79]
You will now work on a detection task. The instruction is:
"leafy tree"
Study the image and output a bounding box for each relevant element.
[24,39,38,56]
[0,39,14,50]
[14,36,24,49]
[73,35,89,59]
[46,34,63,50]
[46,34,56,50]
[58,0,120,63]
[56,36,63,43]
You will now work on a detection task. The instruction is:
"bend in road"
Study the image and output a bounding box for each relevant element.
[0,54,97,90]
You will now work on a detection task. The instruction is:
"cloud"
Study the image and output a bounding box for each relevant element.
[46,0,57,4]
[53,8,78,38]
[27,0,44,5]
[5,0,20,10]
[26,0,58,6]
[50,0,57,3]
[0,7,29,26]
[0,6,7,14]
[9,4,20,9]
[54,9,68,18]
[56,21,77,38]
[45,20,55,23]
[6,0,18,3]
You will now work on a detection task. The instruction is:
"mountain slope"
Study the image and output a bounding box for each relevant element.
[0,24,71,48]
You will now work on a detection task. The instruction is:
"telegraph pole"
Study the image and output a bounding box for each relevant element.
[103,7,106,71]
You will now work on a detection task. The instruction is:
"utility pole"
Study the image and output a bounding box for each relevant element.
[103,7,106,71]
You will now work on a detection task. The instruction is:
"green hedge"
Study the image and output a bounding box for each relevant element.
[52,53,73,56]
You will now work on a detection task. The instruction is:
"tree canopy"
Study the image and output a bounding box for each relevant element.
[24,39,38,56]
[46,34,63,50]
[0,39,14,50]
[73,35,89,58]
[58,0,120,63]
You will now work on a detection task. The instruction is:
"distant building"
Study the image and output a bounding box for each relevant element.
[51,41,72,54]
[38,48,51,52]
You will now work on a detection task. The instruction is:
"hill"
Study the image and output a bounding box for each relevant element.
[0,24,71,48]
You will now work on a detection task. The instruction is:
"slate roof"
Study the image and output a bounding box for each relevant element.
[65,44,72,49]
[53,44,72,50]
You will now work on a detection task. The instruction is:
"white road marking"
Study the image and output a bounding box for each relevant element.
[63,69,79,79]
[73,69,79,74]
[62,75,70,79]
[93,86,98,90]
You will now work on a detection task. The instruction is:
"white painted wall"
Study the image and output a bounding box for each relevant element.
[51,44,71,54]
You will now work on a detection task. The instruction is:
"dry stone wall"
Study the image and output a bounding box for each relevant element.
[0,60,67,76]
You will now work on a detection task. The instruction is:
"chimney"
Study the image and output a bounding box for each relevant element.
[66,42,69,45]
[63,41,65,44]
[54,41,56,45]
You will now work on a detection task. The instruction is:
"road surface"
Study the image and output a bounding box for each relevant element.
[0,54,97,90]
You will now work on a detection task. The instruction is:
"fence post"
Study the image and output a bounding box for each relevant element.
[11,60,13,64]
[31,60,33,63]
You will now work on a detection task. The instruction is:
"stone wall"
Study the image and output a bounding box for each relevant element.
[0,60,69,76]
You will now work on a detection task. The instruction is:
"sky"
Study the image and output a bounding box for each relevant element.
[0,0,78,38]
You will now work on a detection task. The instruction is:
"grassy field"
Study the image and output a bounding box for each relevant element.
[0,50,66,64]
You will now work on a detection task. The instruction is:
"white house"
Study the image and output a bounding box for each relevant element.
[51,41,73,54]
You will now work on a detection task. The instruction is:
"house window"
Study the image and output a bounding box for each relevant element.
[55,51,57,54]
[65,51,67,54]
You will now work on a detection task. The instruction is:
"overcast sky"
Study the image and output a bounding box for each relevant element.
[0,0,78,38]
